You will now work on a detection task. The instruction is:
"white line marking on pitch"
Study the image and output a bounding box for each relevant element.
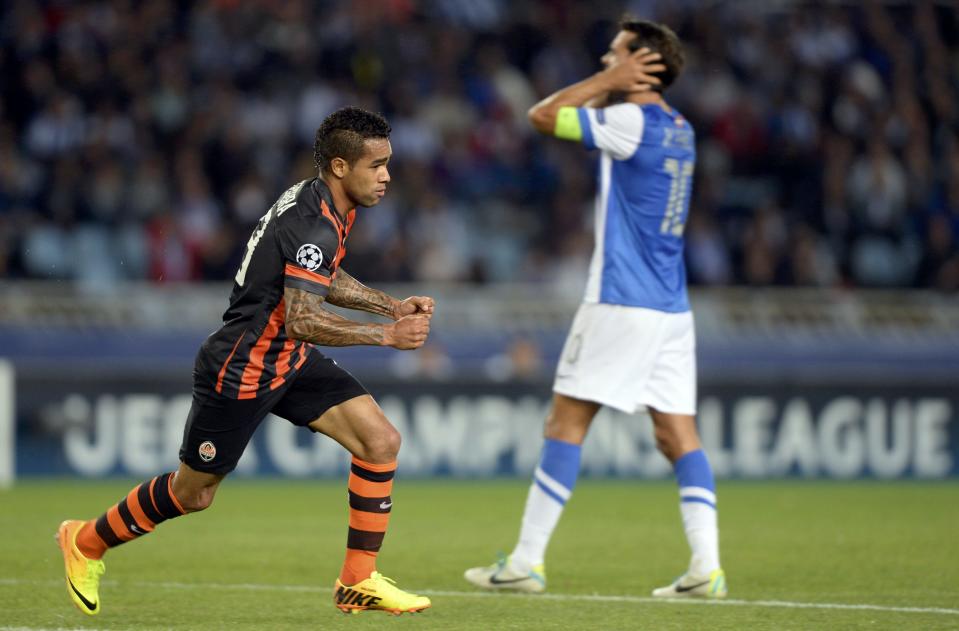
[3,578,957,617]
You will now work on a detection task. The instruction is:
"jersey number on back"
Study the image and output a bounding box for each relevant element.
[660,158,694,237]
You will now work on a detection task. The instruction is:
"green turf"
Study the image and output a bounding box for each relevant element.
[1,479,957,630]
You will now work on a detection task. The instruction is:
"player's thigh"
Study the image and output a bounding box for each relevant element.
[308,395,400,463]
[270,352,395,462]
[545,393,601,444]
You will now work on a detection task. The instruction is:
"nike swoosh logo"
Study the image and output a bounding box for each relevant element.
[379,502,392,510]
[68,578,97,611]
[489,575,533,585]
[675,580,709,593]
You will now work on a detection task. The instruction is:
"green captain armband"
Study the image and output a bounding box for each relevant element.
[554,106,583,141]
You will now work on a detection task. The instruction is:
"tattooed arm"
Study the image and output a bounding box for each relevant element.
[327,268,436,320]
[284,286,430,349]
[325,268,400,318]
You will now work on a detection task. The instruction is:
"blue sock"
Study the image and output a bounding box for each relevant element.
[675,449,715,507]
[534,438,581,504]
[512,438,581,568]
[673,449,720,574]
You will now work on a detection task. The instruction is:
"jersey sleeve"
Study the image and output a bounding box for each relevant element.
[570,103,645,160]
[275,211,339,297]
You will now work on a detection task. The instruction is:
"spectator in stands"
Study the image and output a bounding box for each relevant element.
[0,1,956,290]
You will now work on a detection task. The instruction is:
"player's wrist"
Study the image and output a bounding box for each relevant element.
[389,298,403,320]
[381,323,396,347]
[594,68,619,92]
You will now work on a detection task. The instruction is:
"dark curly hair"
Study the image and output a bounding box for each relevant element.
[620,17,685,93]
[313,107,391,173]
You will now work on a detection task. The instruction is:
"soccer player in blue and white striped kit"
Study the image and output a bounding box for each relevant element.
[465,18,726,598]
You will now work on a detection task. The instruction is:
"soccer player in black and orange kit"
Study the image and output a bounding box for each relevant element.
[57,107,433,616]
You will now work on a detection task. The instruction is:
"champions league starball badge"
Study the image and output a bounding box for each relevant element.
[296,244,323,271]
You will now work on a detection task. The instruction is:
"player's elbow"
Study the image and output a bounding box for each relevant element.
[286,318,309,342]
[527,105,554,135]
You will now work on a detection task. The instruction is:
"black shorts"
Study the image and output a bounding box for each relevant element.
[179,349,368,475]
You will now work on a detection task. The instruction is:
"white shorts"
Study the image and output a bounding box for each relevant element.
[553,302,697,415]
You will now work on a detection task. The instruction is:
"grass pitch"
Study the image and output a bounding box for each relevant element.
[1,479,957,630]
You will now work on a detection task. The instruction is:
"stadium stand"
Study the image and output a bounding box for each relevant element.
[0,0,956,290]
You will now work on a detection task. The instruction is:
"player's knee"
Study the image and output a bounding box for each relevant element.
[543,410,561,436]
[179,486,218,513]
[654,426,682,462]
[543,411,582,443]
[363,424,401,462]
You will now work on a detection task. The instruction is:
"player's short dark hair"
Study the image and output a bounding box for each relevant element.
[313,107,391,173]
[619,17,685,92]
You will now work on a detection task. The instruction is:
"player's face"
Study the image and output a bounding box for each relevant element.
[601,31,634,69]
[344,138,392,208]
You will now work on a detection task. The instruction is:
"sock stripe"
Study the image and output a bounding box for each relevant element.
[681,496,716,509]
[534,466,571,501]
[679,486,717,505]
[94,514,123,547]
[534,478,567,506]
[166,473,186,515]
[348,473,392,498]
[116,498,139,535]
[106,504,135,541]
[349,462,395,483]
[349,510,390,532]
[351,457,397,473]
[348,491,392,513]
[346,527,386,551]
[137,480,165,524]
[125,488,156,532]
[151,472,184,519]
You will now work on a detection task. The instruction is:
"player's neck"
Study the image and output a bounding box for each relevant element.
[627,91,672,113]
[319,175,351,221]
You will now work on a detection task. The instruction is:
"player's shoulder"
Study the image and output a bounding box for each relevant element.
[273,178,341,255]
[640,103,695,135]
[274,178,320,219]
[277,179,338,228]
[595,101,645,126]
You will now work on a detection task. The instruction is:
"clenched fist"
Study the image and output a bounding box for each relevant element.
[384,313,431,350]
[394,295,435,319]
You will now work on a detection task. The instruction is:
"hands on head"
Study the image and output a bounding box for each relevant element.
[605,47,666,93]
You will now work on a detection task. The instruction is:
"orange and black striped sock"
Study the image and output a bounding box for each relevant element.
[340,457,395,586]
[75,472,186,560]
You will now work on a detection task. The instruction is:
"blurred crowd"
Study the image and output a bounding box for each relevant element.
[0,0,957,291]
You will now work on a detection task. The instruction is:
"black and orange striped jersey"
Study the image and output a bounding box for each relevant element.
[197,177,356,400]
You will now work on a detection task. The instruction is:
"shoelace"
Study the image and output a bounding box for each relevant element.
[369,571,395,585]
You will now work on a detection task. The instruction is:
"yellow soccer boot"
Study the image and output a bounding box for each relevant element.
[333,571,431,615]
[56,520,105,615]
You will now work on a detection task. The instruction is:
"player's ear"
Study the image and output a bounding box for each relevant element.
[329,157,350,179]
